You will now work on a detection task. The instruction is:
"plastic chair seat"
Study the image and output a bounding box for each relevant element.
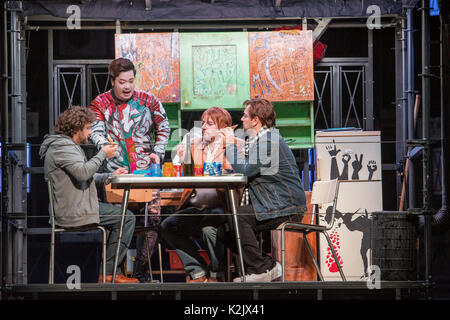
[55,223,103,233]
[277,222,328,233]
[277,179,346,282]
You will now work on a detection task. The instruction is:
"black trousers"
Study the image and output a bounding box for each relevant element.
[232,204,303,275]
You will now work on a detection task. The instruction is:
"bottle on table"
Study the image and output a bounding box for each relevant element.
[183,132,194,177]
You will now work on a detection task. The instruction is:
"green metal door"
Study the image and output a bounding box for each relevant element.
[180,32,250,111]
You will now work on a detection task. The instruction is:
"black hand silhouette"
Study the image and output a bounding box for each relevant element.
[326,139,341,157]
[339,153,351,180]
[341,153,351,164]
[367,160,377,180]
[351,154,363,180]
[327,140,341,180]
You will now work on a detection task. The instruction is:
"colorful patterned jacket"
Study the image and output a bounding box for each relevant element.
[89,89,170,172]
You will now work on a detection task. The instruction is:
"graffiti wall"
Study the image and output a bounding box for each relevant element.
[249,30,314,101]
[115,33,180,103]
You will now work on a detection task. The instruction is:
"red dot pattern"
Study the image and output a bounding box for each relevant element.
[325,229,344,273]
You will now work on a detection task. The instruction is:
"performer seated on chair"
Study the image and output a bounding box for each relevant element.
[39,106,139,284]
[159,106,243,283]
[220,98,307,282]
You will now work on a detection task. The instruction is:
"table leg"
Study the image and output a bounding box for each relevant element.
[112,186,130,283]
[227,188,246,282]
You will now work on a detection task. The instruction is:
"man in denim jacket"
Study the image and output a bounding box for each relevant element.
[222,98,306,282]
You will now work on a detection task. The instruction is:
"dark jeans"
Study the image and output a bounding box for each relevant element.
[134,191,161,264]
[234,204,303,275]
[98,202,136,274]
[159,207,227,279]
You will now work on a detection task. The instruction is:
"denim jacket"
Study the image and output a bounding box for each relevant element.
[225,128,306,221]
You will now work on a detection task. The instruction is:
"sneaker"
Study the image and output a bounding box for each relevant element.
[232,271,271,283]
[269,261,282,281]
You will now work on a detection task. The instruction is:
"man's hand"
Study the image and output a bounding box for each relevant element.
[219,127,235,147]
[149,153,160,164]
[113,167,128,175]
[102,144,118,159]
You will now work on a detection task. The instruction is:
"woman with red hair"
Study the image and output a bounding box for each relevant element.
[160,106,242,283]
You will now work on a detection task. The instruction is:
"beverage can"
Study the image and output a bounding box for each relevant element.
[163,162,174,177]
[173,164,183,177]
[203,162,215,176]
[203,162,222,176]
[213,162,222,176]
[194,164,204,176]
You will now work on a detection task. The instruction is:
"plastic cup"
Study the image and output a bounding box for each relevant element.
[149,163,162,177]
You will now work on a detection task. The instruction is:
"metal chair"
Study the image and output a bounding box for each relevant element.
[104,184,164,282]
[48,180,107,284]
[276,179,346,281]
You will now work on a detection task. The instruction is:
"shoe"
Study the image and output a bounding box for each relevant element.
[187,275,209,283]
[232,270,271,282]
[269,261,282,281]
[132,259,150,283]
[98,274,140,283]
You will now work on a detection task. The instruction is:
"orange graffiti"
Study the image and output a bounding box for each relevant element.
[115,33,180,103]
[249,31,314,101]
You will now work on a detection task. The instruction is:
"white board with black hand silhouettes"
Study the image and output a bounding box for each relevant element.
[316,130,382,182]
[315,131,383,281]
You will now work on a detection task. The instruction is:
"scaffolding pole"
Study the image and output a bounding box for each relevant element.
[420,0,432,293]
[406,6,416,210]
[10,2,27,286]
[1,0,10,296]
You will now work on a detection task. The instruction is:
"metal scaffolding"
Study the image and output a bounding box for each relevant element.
[0,0,441,300]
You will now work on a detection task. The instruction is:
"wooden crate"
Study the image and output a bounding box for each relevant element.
[105,184,183,208]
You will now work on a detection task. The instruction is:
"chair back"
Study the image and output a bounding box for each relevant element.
[47,179,56,229]
[310,179,340,229]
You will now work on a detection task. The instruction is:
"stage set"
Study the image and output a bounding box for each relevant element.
[1,0,449,301]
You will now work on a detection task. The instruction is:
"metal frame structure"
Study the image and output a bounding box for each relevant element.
[0,0,438,300]
[3,281,428,301]
[314,57,372,130]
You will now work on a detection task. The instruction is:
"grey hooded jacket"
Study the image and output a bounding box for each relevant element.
[39,134,110,228]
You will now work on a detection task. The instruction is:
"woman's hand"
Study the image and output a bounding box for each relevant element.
[176,143,186,160]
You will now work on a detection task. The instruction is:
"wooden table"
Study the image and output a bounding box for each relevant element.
[110,174,248,283]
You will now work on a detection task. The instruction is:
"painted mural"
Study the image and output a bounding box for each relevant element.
[192,45,238,97]
[249,30,314,101]
[115,33,180,103]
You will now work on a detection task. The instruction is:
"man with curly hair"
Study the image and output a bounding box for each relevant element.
[39,106,139,283]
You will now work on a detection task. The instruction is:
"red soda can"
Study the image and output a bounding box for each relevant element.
[173,164,183,177]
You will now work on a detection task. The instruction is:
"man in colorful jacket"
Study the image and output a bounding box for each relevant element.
[89,57,170,282]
